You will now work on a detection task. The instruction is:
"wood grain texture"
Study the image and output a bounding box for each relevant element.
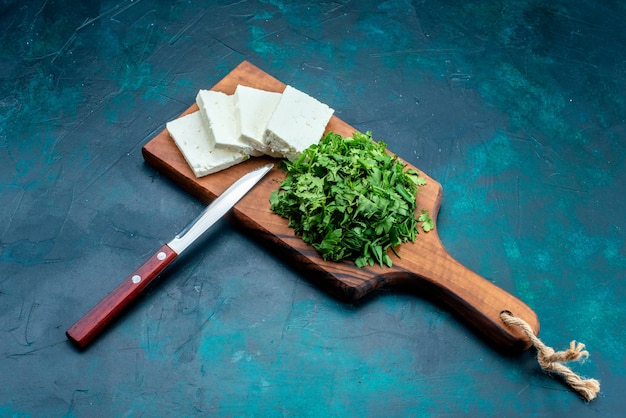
[142,61,539,352]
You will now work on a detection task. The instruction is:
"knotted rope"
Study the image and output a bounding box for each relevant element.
[500,311,600,402]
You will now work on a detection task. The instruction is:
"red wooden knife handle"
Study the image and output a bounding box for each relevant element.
[66,244,178,349]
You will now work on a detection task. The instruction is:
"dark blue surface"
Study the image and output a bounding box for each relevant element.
[1,0,624,416]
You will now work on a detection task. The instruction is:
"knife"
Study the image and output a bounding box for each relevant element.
[66,163,274,349]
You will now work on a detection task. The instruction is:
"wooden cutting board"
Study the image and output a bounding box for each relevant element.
[142,60,539,352]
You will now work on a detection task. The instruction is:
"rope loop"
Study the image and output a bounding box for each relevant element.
[500,311,600,402]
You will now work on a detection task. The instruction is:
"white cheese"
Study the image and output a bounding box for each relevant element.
[166,111,249,178]
[263,85,334,161]
[196,89,262,156]
[234,85,282,155]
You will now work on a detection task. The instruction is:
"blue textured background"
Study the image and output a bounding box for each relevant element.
[1,0,624,416]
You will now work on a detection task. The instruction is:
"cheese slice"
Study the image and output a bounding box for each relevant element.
[234,85,282,155]
[166,111,249,178]
[196,89,262,156]
[263,85,334,161]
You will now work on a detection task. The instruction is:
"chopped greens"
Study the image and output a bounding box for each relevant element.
[269,131,431,268]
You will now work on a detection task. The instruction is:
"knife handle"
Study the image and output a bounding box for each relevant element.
[66,244,178,349]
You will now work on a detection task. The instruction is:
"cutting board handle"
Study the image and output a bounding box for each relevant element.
[389,242,539,351]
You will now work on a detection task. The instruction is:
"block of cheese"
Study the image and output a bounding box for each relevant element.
[196,90,261,156]
[263,85,334,161]
[166,111,249,177]
[234,85,282,155]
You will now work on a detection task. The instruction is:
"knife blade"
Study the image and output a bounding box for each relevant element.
[66,163,274,349]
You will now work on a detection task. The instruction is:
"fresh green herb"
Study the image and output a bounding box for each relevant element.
[418,210,434,232]
[269,131,431,268]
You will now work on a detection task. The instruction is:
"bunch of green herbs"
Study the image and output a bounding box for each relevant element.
[269,131,432,268]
